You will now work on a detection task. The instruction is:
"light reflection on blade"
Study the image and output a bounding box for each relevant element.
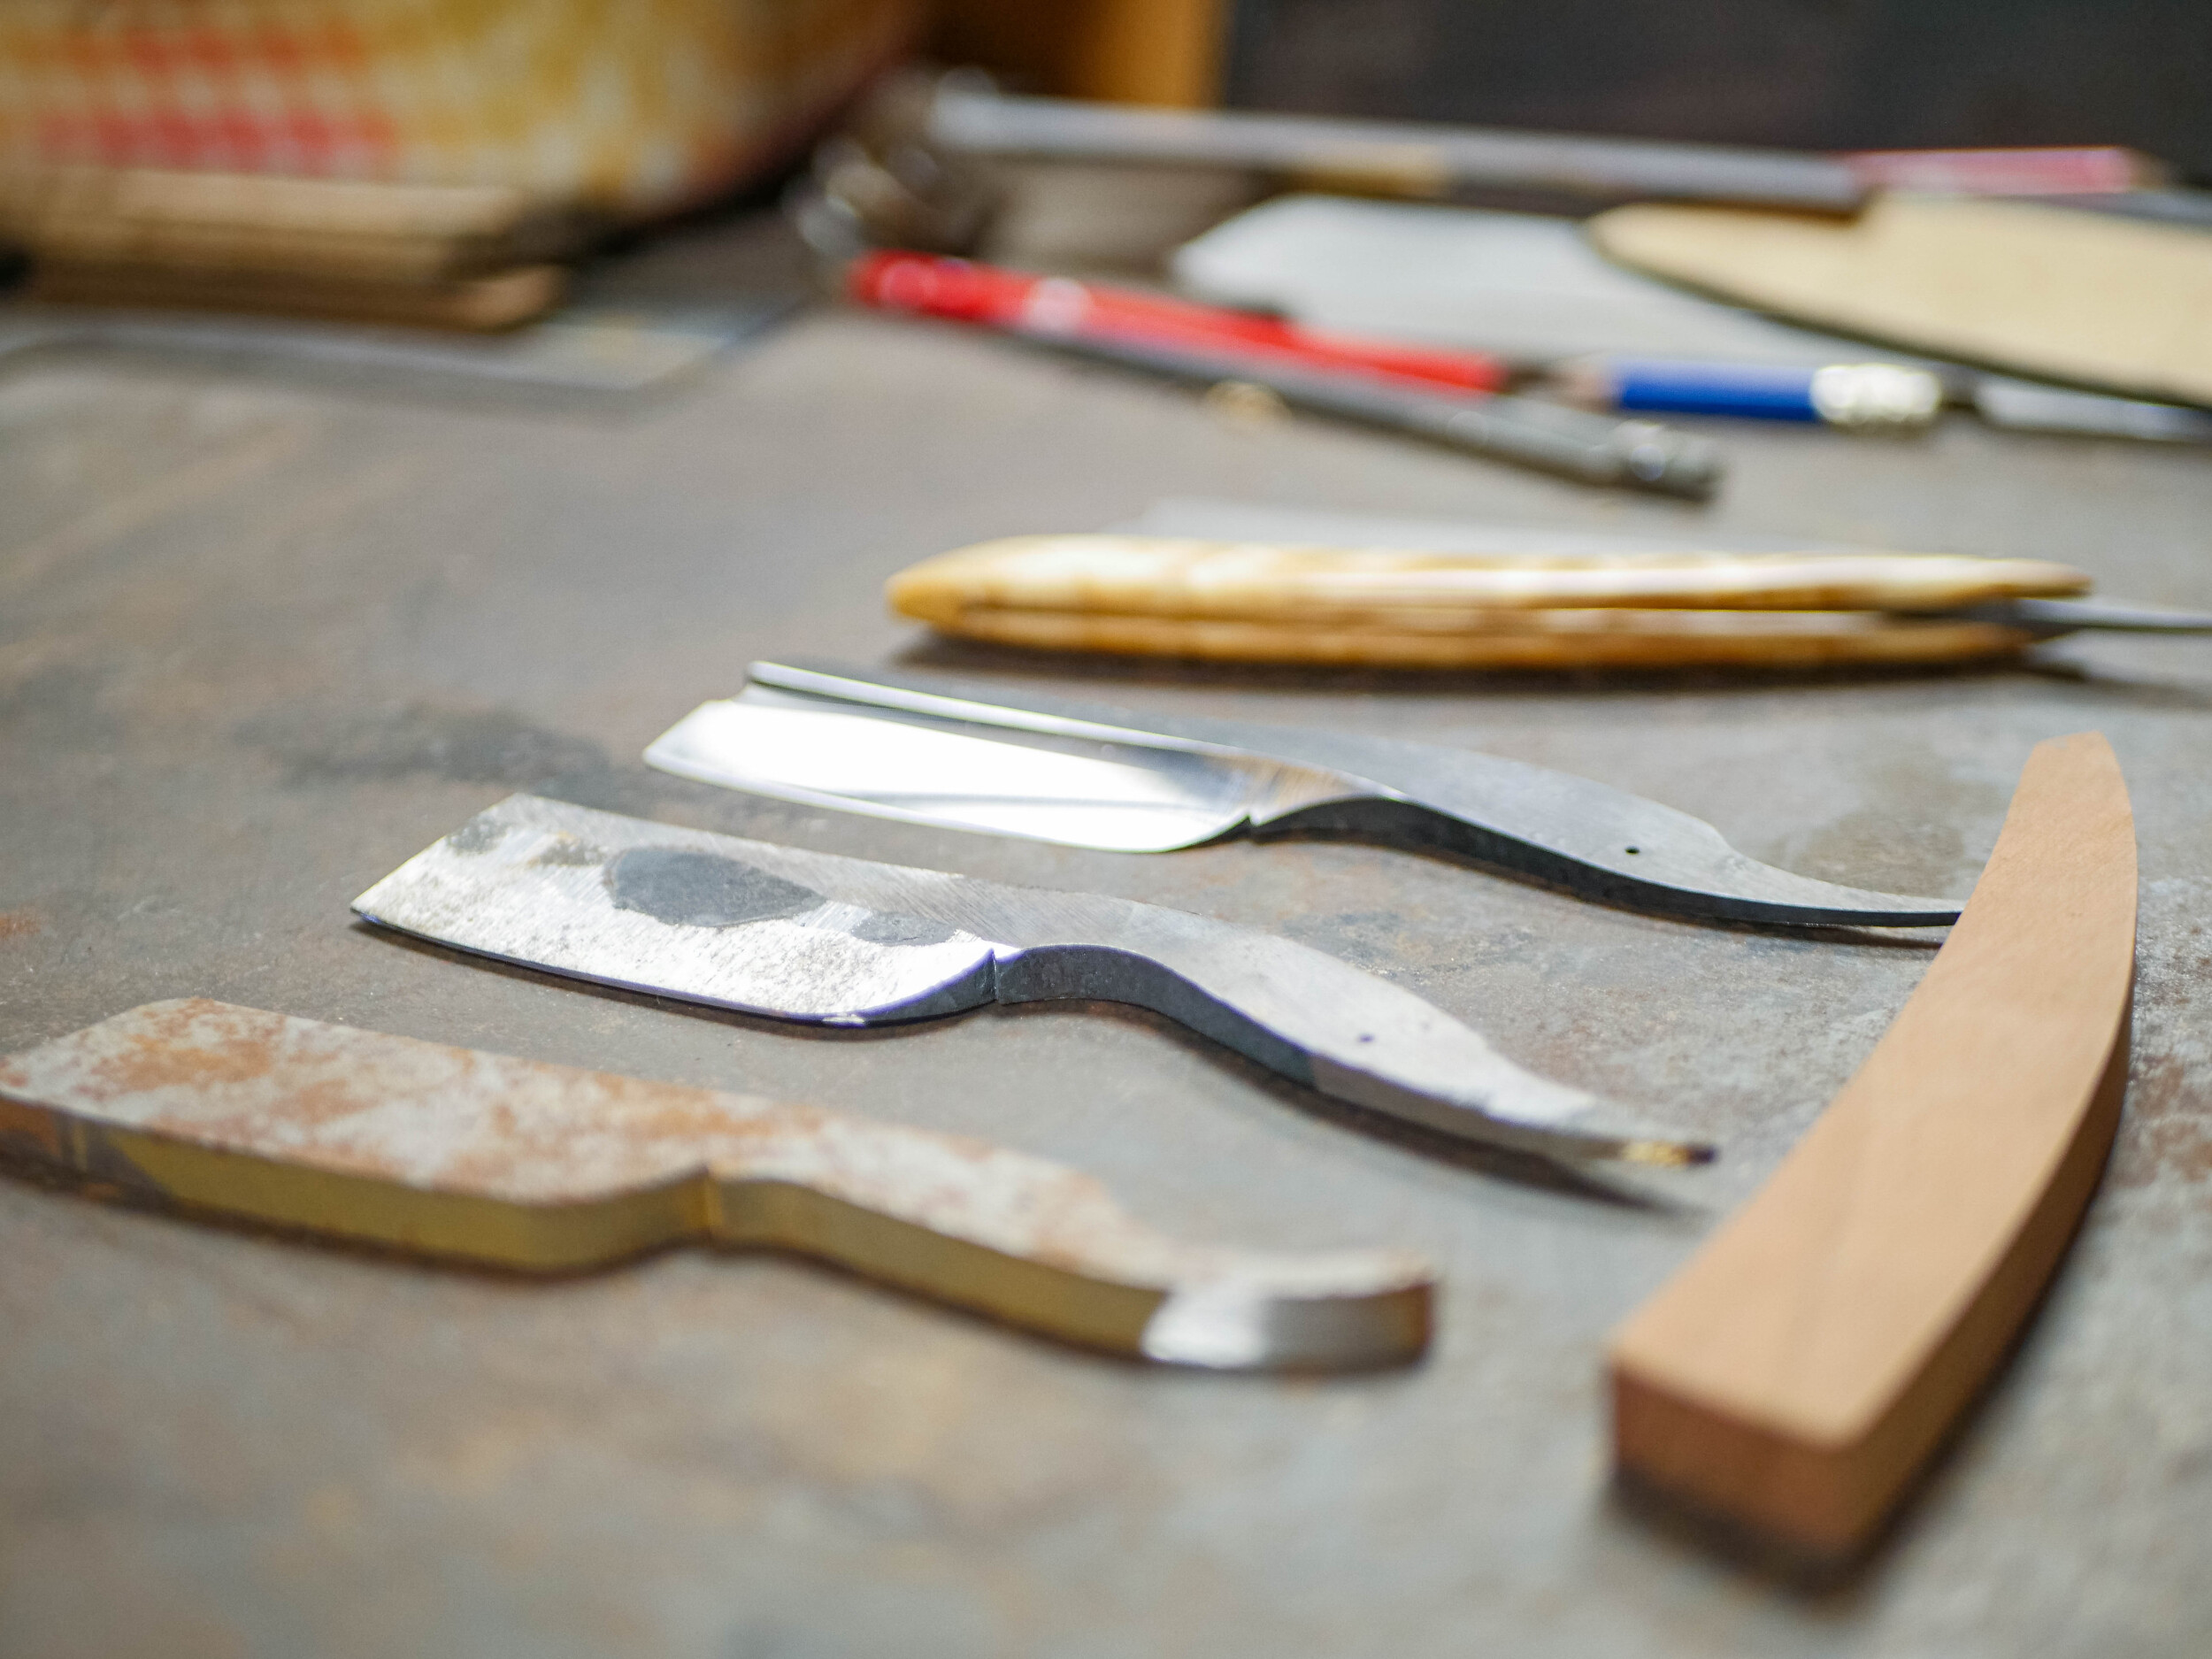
[649,699,1280,851]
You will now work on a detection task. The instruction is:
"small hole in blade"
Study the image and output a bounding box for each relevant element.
[1624,846,1641,856]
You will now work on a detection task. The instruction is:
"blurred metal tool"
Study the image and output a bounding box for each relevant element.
[841,252,1717,497]
[1001,327,1718,497]
[786,72,1002,263]
[1554,356,2212,442]
[926,82,2169,212]
[1970,375,2212,443]
[926,82,1867,211]
[355,794,1713,1166]
[1932,595,2212,634]
[649,659,1963,928]
[1,999,1435,1371]
[789,82,1719,495]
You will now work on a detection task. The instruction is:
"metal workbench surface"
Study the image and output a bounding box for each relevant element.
[3,227,2208,1658]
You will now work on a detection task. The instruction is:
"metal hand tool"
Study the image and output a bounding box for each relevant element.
[926,81,2161,211]
[646,660,1962,928]
[0,1000,1433,1370]
[843,251,1717,498]
[1048,332,1722,499]
[353,795,1709,1166]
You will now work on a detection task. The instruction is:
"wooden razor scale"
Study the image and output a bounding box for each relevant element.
[1611,732,2138,1563]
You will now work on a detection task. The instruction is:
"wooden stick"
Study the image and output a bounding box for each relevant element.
[1609,733,2136,1562]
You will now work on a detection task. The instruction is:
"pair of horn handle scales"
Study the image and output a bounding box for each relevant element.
[0,734,2135,1565]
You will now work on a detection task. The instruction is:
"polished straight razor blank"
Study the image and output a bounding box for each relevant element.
[353,795,1712,1166]
[645,659,1964,928]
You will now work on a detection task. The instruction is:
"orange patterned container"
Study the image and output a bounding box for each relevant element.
[0,0,919,218]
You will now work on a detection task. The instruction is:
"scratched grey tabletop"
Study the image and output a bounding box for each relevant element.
[3,212,2208,1659]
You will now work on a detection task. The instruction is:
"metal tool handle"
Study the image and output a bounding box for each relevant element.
[1033,330,1723,500]
[928,85,1866,211]
[741,661,1965,927]
[0,1000,1434,1371]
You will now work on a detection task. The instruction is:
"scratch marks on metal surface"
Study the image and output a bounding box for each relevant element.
[0,419,313,599]
[448,815,517,856]
[526,832,603,867]
[354,802,1006,1024]
[599,847,964,949]
[607,847,825,929]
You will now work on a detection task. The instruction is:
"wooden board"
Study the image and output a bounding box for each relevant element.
[1609,733,2137,1562]
[1591,196,2212,408]
[0,1000,1432,1372]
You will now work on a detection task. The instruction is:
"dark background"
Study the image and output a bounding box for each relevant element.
[1224,0,2212,176]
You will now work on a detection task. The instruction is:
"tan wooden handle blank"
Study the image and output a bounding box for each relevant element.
[1609,733,2136,1561]
[886,534,2082,668]
[0,1000,1432,1371]
[887,534,2091,620]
